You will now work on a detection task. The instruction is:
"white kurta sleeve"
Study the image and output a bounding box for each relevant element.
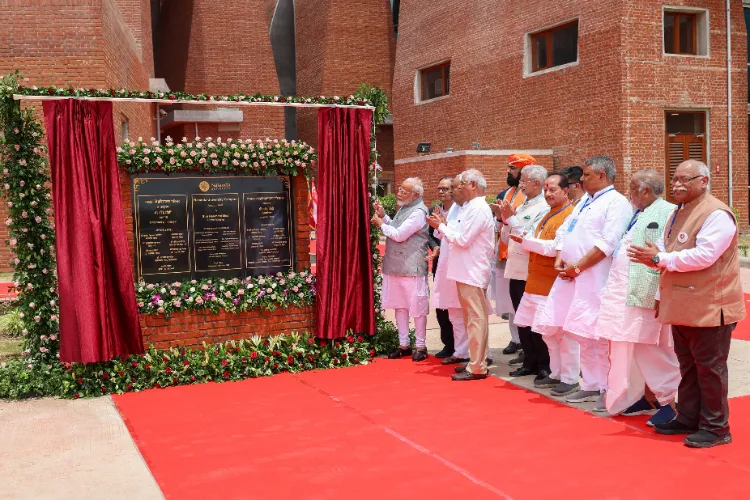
[593,198,633,257]
[554,214,573,251]
[380,210,427,243]
[439,205,487,249]
[656,210,737,273]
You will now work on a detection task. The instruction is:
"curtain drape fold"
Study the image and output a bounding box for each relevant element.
[43,99,143,363]
[315,108,376,339]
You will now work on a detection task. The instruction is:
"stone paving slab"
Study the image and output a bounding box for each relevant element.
[0,397,163,500]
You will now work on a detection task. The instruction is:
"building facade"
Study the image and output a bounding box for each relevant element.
[392,0,749,222]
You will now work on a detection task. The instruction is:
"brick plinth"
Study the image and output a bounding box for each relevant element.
[140,306,314,349]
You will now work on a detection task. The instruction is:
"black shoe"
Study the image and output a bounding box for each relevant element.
[502,341,520,355]
[509,353,525,366]
[684,430,732,448]
[434,348,452,359]
[451,370,488,381]
[441,356,469,365]
[412,349,428,362]
[534,370,551,382]
[387,347,413,359]
[653,419,698,435]
[486,358,494,366]
[510,367,538,377]
[501,313,510,320]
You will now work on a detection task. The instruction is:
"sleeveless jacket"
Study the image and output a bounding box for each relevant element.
[382,198,430,276]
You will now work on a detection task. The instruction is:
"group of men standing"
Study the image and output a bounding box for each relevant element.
[373,153,745,449]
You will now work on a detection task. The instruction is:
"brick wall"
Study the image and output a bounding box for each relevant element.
[154,0,286,142]
[140,306,314,349]
[393,0,748,224]
[295,0,397,176]
[0,0,154,272]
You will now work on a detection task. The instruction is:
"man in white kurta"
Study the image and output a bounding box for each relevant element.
[373,178,431,361]
[595,171,680,419]
[536,156,633,403]
[431,176,469,364]
[428,169,495,380]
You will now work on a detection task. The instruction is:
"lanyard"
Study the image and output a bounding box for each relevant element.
[666,205,682,239]
[578,186,616,214]
[626,210,640,233]
[535,202,571,237]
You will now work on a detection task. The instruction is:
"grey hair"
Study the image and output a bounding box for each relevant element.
[523,165,548,184]
[403,177,424,197]
[584,156,617,182]
[681,159,711,179]
[632,170,665,196]
[461,169,487,191]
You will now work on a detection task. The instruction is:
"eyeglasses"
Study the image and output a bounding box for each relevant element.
[436,187,451,192]
[670,175,703,185]
[397,187,413,194]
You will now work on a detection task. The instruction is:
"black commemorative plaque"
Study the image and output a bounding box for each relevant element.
[131,174,294,282]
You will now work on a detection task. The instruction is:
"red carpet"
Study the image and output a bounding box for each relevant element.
[114,359,750,499]
[733,294,750,341]
[0,281,17,299]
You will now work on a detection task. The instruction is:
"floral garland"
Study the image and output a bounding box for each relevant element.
[6,83,373,107]
[118,136,316,177]
[138,272,315,316]
[0,74,59,367]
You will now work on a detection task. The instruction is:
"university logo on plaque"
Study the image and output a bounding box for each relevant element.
[132,174,294,283]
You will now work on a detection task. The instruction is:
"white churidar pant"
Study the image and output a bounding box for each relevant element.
[448,307,469,358]
[395,309,427,349]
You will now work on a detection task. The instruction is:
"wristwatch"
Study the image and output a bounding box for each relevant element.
[573,263,582,275]
[651,255,660,266]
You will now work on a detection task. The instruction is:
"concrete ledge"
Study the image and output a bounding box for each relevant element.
[740,256,750,269]
[395,149,555,165]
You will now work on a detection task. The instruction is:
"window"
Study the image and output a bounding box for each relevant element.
[663,8,708,56]
[390,0,400,37]
[664,12,696,54]
[419,62,450,102]
[529,20,579,73]
[665,111,706,203]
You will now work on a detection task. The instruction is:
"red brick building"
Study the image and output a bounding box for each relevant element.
[392,0,750,222]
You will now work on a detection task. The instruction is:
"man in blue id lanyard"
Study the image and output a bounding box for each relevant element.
[535,156,633,404]
[629,160,745,448]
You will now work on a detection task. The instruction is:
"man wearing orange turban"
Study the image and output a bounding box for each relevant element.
[488,153,538,360]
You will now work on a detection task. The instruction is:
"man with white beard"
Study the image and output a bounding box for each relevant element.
[595,170,680,419]
[372,178,431,361]
[429,175,470,365]
[535,156,633,404]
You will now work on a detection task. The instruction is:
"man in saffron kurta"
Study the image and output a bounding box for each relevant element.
[372,177,431,362]
[489,153,531,356]
[512,173,576,388]
[629,160,745,448]
[536,156,633,402]
[596,171,680,419]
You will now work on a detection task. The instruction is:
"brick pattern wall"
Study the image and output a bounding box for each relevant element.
[154,0,286,141]
[393,0,748,223]
[0,0,154,272]
[295,0,397,176]
[140,306,314,349]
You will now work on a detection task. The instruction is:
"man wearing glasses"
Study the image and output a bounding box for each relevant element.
[373,178,431,361]
[629,159,745,448]
[560,165,586,207]
[428,169,495,381]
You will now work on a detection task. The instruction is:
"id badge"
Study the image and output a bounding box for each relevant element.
[567,218,578,233]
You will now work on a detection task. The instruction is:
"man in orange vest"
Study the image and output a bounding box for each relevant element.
[629,159,745,448]
[510,173,576,386]
[488,153,533,358]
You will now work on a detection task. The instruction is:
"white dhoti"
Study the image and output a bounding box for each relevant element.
[596,241,680,414]
[488,261,519,343]
[382,274,429,348]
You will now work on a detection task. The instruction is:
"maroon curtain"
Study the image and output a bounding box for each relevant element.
[315,108,376,339]
[43,100,143,363]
